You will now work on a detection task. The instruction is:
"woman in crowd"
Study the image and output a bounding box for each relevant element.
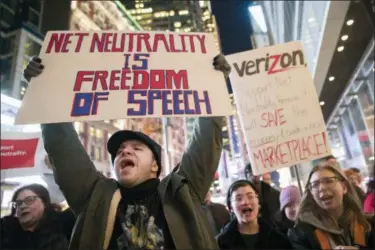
[288,163,373,249]
[274,185,301,236]
[364,180,374,215]
[344,168,366,204]
[216,180,292,249]
[0,184,76,250]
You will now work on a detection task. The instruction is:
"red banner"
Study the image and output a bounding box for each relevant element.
[1,138,39,170]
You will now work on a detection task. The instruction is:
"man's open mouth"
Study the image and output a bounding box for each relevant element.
[120,158,135,169]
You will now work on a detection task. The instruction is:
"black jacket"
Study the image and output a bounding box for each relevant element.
[216,217,292,249]
[0,208,75,250]
[274,210,295,237]
[255,181,281,226]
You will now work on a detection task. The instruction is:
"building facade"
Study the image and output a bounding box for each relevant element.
[327,40,374,179]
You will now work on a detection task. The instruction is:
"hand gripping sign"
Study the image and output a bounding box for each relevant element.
[15,31,232,124]
[226,41,331,176]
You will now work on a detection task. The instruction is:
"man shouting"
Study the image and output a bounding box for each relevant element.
[23,54,231,250]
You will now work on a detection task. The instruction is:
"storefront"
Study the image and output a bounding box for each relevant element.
[327,39,374,178]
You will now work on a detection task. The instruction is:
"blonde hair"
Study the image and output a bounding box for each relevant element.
[297,163,371,232]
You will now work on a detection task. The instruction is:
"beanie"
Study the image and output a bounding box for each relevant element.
[279,185,301,211]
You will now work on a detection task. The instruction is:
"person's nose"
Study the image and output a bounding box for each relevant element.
[317,182,328,193]
[120,145,134,156]
[241,197,251,206]
[18,201,28,211]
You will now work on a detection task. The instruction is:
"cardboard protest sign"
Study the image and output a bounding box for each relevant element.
[1,132,46,179]
[15,31,232,124]
[227,41,331,175]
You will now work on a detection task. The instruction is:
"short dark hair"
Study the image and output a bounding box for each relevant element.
[226,179,259,211]
[325,155,336,161]
[349,167,361,174]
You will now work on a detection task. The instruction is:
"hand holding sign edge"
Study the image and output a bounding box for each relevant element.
[24,56,44,82]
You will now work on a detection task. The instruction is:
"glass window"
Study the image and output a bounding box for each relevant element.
[329,129,347,161]
[95,147,102,161]
[367,70,374,95]
[28,8,40,27]
[96,129,103,138]
[0,35,15,54]
[337,120,352,160]
[90,144,95,160]
[341,110,363,159]
[23,38,42,58]
[2,0,18,10]
[90,127,95,137]
[357,82,374,146]
[348,99,373,166]
[1,7,15,28]
[28,0,41,12]
[0,57,13,80]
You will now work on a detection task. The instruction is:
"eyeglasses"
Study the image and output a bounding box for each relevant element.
[232,193,258,203]
[11,196,39,209]
[308,177,341,192]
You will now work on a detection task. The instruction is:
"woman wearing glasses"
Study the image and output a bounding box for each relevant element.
[288,163,374,249]
[216,180,292,249]
[0,184,75,250]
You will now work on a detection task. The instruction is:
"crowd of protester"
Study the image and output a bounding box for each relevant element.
[0,55,374,250]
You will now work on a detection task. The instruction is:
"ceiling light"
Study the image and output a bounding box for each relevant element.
[329,76,335,81]
[341,35,348,41]
[337,46,344,52]
[346,19,354,26]
[320,101,325,106]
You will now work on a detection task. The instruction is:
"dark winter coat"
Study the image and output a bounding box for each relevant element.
[43,117,223,249]
[0,208,75,250]
[216,217,292,249]
[288,211,374,249]
[274,210,295,237]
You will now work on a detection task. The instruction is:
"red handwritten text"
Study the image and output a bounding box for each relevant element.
[252,132,328,169]
[260,108,287,128]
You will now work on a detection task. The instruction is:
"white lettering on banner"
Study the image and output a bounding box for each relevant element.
[227,41,331,175]
[1,132,46,180]
[1,151,27,156]
[15,31,232,124]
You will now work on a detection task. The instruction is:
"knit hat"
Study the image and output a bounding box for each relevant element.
[279,185,301,211]
[11,184,51,215]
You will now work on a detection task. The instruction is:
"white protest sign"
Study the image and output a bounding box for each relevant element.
[1,132,46,179]
[15,31,232,124]
[227,41,331,175]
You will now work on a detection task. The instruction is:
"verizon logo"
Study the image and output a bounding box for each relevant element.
[233,49,306,77]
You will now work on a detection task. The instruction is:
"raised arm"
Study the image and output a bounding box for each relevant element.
[24,57,100,213]
[177,117,224,201]
[42,123,101,213]
[176,55,230,202]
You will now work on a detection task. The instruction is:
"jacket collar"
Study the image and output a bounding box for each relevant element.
[219,217,275,246]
